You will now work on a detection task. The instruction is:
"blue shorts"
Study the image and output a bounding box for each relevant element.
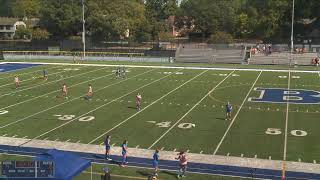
[153,161,158,168]
[105,146,110,151]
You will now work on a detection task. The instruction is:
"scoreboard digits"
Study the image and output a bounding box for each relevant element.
[1,161,54,178]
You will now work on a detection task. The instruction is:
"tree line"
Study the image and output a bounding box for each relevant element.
[1,0,319,43]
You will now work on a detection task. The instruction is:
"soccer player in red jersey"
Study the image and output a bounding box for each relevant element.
[136,93,142,111]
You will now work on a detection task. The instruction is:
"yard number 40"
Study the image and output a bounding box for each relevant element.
[265,128,307,137]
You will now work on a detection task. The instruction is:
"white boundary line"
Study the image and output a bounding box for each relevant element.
[213,71,263,155]
[0,66,94,98]
[5,61,320,73]
[148,70,235,149]
[0,68,153,129]
[0,67,111,111]
[88,70,208,144]
[18,68,176,146]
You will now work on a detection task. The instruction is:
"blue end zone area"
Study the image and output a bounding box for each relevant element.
[0,63,41,73]
[0,145,319,180]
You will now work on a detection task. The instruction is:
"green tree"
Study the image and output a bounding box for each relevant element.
[11,0,41,18]
[40,0,82,38]
[145,0,178,40]
[178,0,238,36]
[86,0,146,41]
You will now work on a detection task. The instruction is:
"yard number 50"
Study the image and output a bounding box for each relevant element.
[266,128,307,137]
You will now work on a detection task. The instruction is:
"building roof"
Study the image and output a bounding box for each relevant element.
[0,17,20,26]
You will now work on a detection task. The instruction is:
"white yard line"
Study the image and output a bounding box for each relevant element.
[0,67,109,111]
[0,66,102,98]
[18,68,178,146]
[213,71,263,155]
[282,69,291,179]
[0,68,152,129]
[283,70,291,161]
[88,70,208,144]
[148,70,235,149]
[5,61,320,73]
[0,69,69,88]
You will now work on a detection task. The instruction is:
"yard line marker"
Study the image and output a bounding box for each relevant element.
[186,149,190,153]
[313,160,317,164]
[298,158,301,162]
[12,135,17,138]
[111,143,116,147]
[66,139,71,142]
[54,138,59,141]
[0,68,152,129]
[76,140,81,143]
[135,145,140,148]
[269,156,272,160]
[160,147,165,150]
[173,148,176,152]
[241,154,244,158]
[254,155,257,158]
[88,70,206,145]
[43,137,49,140]
[0,66,93,98]
[148,70,235,149]
[213,71,262,155]
[0,67,110,110]
[200,151,203,154]
[227,153,230,156]
[3,134,7,137]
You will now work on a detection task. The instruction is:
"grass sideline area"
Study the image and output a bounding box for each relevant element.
[0,154,250,180]
[0,61,319,179]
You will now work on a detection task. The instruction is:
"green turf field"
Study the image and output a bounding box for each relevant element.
[0,62,319,165]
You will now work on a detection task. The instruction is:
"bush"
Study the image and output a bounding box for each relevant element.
[14,26,32,40]
[32,28,50,40]
[209,31,234,44]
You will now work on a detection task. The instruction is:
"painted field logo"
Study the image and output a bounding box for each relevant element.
[248,88,320,104]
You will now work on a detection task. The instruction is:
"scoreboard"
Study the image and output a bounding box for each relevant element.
[1,161,54,178]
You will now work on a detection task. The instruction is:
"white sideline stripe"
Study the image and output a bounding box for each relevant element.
[0,68,68,89]
[0,67,112,111]
[18,68,177,146]
[5,61,320,74]
[283,70,291,162]
[0,66,102,99]
[0,68,151,129]
[148,70,235,149]
[213,71,262,155]
[88,70,207,144]
[0,65,60,80]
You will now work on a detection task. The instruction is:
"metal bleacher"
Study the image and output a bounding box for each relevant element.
[175,44,245,64]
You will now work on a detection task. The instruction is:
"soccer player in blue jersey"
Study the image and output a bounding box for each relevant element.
[226,101,233,120]
[120,140,128,167]
[152,149,160,179]
[43,69,48,81]
[104,135,112,161]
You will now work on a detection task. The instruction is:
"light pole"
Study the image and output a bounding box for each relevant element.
[82,0,86,60]
[290,0,295,66]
